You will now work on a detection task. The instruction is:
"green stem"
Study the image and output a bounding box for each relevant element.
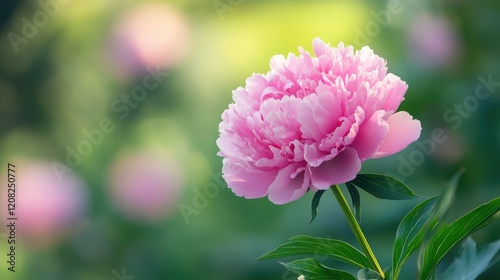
[331,185,385,279]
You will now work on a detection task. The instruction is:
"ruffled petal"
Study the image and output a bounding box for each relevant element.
[381,74,408,112]
[268,164,310,204]
[309,147,361,190]
[351,110,389,160]
[222,160,277,199]
[372,111,422,158]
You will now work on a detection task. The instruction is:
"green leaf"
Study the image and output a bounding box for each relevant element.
[346,182,361,223]
[441,237,500,280]
[416,169,463,272]
[418,197,500,280]
[281,258,356,280]
[257,235,371,269]
[432,169,463,222]
[383,268,392,280]
[392,196,441,280]
[349,174,419,200]
[310,190,326,224]
[357,268,383,280]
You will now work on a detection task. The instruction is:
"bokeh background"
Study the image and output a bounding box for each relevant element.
[0,0,499,279]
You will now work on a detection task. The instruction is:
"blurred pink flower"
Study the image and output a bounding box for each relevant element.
[1,161,87,246]
[107,152,184,223]
[108,2,191,77]
[408,14,461,68]
[217,38,421,204]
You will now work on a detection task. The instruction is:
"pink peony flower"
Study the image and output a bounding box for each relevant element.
[217,38,421,205]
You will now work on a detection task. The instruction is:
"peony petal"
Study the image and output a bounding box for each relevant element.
[372,111,422,158]
[268,164,310,204]
[270,54,286,72]
[309,147,361,190]
[304,143,326,167]
[298,90,343,142]
[314,87,343,134]
[351,110,389,160]
[312,37,329,57]
[343,106,365,145]
[222,160,277,199]
[298,95,324,141]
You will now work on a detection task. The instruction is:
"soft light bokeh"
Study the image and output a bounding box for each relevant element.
[407,13,461,69]
[0,160,87,248]
[108,2,191,78]
[107,151,184,223]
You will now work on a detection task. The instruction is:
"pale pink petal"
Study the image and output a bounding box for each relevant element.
[351,110,389,160]
[298,101,323,141]
[342,106,365,145]
[381,74,408,112]
[222,160,277,199]
[309,147,361,190]
[268,164,309,204]
[373,111,422,158]
[314,87,343,134]
[270,54,286,72]
[304,143,327,167]
[312,37,330,57]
